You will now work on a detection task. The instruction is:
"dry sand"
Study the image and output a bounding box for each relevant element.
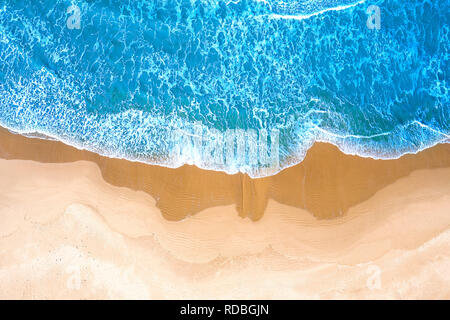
[0,128,449,299]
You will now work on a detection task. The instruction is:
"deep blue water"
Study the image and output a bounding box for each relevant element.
[0,0,448,177]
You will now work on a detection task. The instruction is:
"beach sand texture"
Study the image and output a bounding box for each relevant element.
[0,127,449,299]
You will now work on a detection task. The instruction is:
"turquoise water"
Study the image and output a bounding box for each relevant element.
[0,0,448,177]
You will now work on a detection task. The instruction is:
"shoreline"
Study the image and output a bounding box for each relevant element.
[2,122,448,179]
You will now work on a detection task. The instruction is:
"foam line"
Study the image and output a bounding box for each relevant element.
[267,0,366,21]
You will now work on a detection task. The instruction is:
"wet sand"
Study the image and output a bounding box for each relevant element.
[0,127,449,299]
[1,127,449,221]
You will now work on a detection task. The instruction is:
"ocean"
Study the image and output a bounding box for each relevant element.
[0,0,448,177]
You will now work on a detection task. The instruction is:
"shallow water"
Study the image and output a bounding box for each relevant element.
[0,0,448,177]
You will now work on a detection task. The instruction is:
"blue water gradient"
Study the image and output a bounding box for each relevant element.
[0,0,448,177]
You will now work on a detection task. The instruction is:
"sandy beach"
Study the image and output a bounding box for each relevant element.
[0,127,449,299]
